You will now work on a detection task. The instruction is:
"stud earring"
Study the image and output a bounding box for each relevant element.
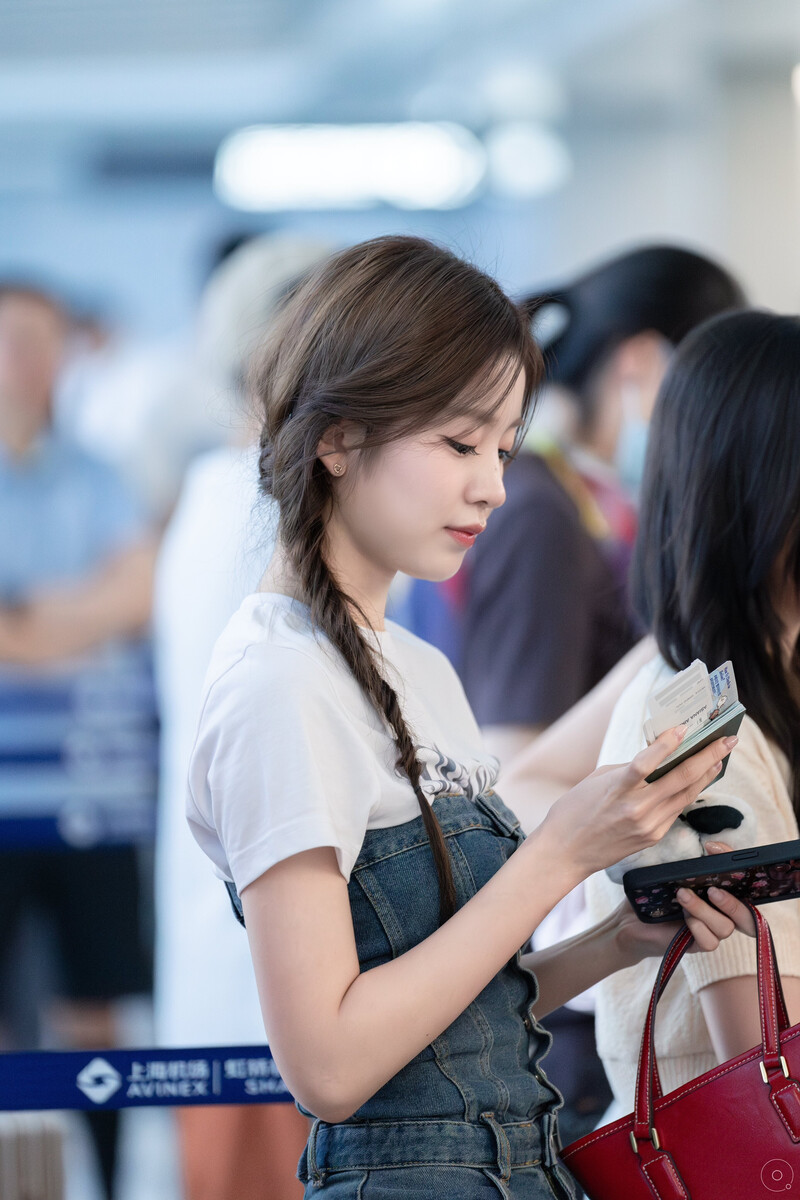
[332,463,345,475]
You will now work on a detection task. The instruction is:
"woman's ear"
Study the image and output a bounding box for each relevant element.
[316,420,362,477]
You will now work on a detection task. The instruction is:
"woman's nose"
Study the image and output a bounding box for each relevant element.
[467,456,506,511]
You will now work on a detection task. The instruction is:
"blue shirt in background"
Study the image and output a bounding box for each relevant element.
[0,431,158,848]
[0,434,145,602]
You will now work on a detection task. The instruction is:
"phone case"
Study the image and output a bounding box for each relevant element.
[623,838,800,922]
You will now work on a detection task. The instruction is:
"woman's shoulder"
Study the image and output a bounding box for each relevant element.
[201,592,374,719]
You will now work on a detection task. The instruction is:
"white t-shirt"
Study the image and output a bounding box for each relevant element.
[187,592,499,893]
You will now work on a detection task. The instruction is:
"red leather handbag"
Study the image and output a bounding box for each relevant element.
[560,904,800,1198]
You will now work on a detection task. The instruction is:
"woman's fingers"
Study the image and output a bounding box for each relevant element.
[681,844,756,939]
[660,758,724,818]
[627,724,689,783]
[651,734,738,803]
[678,885,757,944]
[706,886,757,937]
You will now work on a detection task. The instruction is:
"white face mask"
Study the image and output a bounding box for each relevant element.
[614,383,650,498]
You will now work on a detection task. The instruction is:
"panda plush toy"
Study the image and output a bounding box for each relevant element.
[605,791,758,885]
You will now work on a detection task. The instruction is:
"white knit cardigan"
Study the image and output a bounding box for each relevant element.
[585,655,800,1109]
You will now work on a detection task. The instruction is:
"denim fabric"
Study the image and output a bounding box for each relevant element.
[299,792,578,1198]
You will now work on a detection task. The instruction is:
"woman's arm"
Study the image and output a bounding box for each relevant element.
[241,726,735,1122]
[500,636,656,833]
[523,886,755,1018]
[243,838,580,1123]
[0,538,157,664]
[699,975,800,1062]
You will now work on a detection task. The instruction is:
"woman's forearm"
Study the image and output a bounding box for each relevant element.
[520,914,630,1018]
[0,540,156,664]
[699,974,800,1062]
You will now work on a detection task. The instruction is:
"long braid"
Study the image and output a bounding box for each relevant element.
[285,500,458,924]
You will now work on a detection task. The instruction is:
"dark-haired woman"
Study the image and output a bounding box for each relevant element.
[462,243,744,767]
[186,237,752,1198]
[586,309,800,1119]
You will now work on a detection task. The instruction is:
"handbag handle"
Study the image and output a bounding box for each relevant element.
[633,904,793,1147]
[646,910,791,1102]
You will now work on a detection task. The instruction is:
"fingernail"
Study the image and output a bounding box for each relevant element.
[676,888,691,903]
[713,761,723,774]
[675,722,689,738]
[723,736,739,751]
[705,841,727,852]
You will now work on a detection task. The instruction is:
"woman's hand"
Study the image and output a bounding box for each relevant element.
[614,888,757,964]
[613,842,757,965]
[535,724,739,881]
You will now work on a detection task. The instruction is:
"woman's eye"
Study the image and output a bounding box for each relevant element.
[446,438,477,456]
[498,448,514,464]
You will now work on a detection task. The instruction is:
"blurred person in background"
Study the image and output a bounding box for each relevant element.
[0,282,158,1198]
[463,244,745,766]
[460,245,745,1146]
[154,234,331,1200]
[56,235,265,526]
[55,297,193,523]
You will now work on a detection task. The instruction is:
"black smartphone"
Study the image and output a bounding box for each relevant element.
[623,838,800,923]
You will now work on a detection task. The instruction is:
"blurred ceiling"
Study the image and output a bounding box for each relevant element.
[0,0,798,186]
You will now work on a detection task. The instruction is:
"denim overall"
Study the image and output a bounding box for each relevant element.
[293,791,579,1199]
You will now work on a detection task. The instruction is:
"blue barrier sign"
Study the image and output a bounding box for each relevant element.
[0,640,159,849]
[0,1045,293,1111]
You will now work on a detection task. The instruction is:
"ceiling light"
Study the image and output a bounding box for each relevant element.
[214,123,486,211]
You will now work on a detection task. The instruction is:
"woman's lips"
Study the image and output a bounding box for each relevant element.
[445,526,484,547]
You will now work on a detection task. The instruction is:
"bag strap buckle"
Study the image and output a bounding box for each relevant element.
[629,1125,660,1154]
[760,1056,790,1083]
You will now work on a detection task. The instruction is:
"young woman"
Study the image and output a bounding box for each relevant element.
[186,237,751,1199]
[585,309,800,1115]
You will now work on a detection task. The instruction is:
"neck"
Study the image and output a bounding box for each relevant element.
[260,541,389,632]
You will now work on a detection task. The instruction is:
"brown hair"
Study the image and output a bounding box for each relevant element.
[254,235,543,922]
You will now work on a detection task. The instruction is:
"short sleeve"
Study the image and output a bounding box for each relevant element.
[187,643,381,892]
[461,463,595,727]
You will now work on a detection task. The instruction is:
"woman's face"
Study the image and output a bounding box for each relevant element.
[588,331,672,469]
[323,368,526,604]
